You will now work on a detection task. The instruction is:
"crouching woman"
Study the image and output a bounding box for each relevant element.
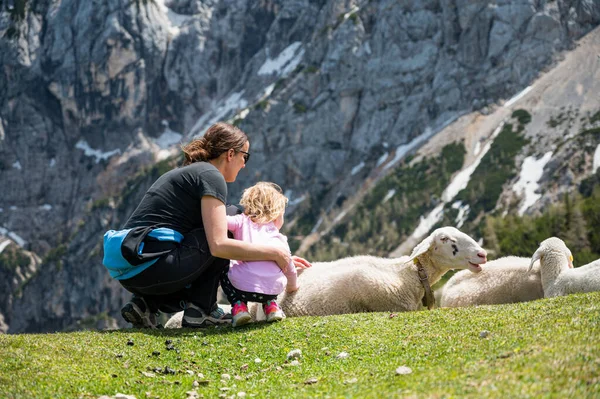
[102,122,311,328]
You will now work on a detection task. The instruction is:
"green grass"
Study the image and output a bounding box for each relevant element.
[2,293,599,398]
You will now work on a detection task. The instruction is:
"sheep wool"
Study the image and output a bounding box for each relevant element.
[438,256,544,308]
[530,237,600,298]
[252,226,487,319]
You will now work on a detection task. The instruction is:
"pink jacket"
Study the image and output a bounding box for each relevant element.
[226,214,298,295]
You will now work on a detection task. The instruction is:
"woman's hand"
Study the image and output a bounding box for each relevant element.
[292,255,312,270]
[273,248,293,271]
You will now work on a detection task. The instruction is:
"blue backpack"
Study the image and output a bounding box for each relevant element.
[103,226,183,280]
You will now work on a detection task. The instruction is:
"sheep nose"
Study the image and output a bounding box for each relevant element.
[477,251,487,262]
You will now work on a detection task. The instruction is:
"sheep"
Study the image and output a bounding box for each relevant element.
[437,256,544,308]
[165,226,487,327]
[529,237,600,298]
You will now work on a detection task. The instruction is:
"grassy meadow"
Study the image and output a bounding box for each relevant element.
[1,292,599,399]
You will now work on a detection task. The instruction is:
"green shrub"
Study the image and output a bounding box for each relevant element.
[455,121,529,221]
[255,100,269,111]
[483,189,600,265]
[0,246,30,271]
[43,245,67,265]
[293,103,307,114]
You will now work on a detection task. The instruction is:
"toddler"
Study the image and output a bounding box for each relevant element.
[220,182,298,327]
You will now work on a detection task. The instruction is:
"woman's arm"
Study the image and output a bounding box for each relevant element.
[202,196,291,269]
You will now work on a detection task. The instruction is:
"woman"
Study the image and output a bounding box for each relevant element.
[102,122,311,328]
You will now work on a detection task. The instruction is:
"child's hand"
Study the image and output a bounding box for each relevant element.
[292,256,312,270]
[286,286,299,293]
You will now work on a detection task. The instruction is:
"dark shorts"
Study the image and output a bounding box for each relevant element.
[220,269,277,305]
[120,228,229,313]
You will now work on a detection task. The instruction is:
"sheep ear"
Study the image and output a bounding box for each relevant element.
[529,248,542,272]
[406,234,435,264]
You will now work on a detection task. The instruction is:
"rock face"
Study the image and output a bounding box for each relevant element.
[0,0,599,333]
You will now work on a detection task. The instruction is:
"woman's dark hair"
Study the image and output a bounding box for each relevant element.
[182,122,248,166]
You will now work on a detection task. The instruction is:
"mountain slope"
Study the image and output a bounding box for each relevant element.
[302,26,600,264]
[0,0,599,333]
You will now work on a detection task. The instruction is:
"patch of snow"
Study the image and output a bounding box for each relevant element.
[351,161,365,176]
[12,161,22,170]
[311,216,324,234]
[376,152,389,167]
[262,84,276,98]
[154,0,193,37]
[155,121,183,149]
[383,127,435,171]
[9,232,26,248]
[49,158,56,167]
[190,91,249,138]
[451,200,470,228]
[288,195,306,207]
[342,5,360,20]
[258,42,304,76]
[39,204,52,211]
[411,204,444,239]
[594,144,600,174]
[504,86,532,108]
[473,141,481,156]
[75,140,121,163]
[513,151,553,216]
[0,240,10,255]
[332,210,348,224]
[239,109,250,119]
[382,189,396,203]
[9,206,17,211]
[0,227,27,248]
[363,42,372,55]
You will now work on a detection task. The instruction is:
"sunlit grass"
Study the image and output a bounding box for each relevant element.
[1,292,599,398]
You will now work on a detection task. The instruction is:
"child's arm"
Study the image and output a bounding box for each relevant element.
[226,214,243,236]
[284,259,299,292]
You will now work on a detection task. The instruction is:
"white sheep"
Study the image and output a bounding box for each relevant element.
[165,226,487,327]
[437,256,544,308]
[256,226,487,318]
[529,237,600,297]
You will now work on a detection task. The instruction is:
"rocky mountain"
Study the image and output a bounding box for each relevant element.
[0,0,599,333]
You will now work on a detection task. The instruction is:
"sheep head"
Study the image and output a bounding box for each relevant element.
[529,237,574,272]
[407,226,487,273]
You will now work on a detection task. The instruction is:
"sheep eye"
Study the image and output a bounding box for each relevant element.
[440,236,449,243]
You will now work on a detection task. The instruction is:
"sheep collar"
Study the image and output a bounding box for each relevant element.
[414,258,435,310]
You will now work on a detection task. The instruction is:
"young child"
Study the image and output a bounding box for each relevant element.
[220,182,298,327]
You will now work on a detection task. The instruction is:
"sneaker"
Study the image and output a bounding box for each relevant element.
[182,302,232,328]
[263,300,285,323]
[231,301,252,328]
[121,296,161,329]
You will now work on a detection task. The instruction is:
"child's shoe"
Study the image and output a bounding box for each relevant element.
[263,300,285,322]
[231,301,252,327]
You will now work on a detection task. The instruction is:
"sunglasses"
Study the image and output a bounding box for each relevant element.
[238,149,250,164]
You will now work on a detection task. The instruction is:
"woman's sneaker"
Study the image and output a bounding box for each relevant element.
[263,300,285,322]
[182,302,232,328]
[231,301,252,328]
[121,296,161,329]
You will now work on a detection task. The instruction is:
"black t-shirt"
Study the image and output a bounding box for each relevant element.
[123,162,227,234]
